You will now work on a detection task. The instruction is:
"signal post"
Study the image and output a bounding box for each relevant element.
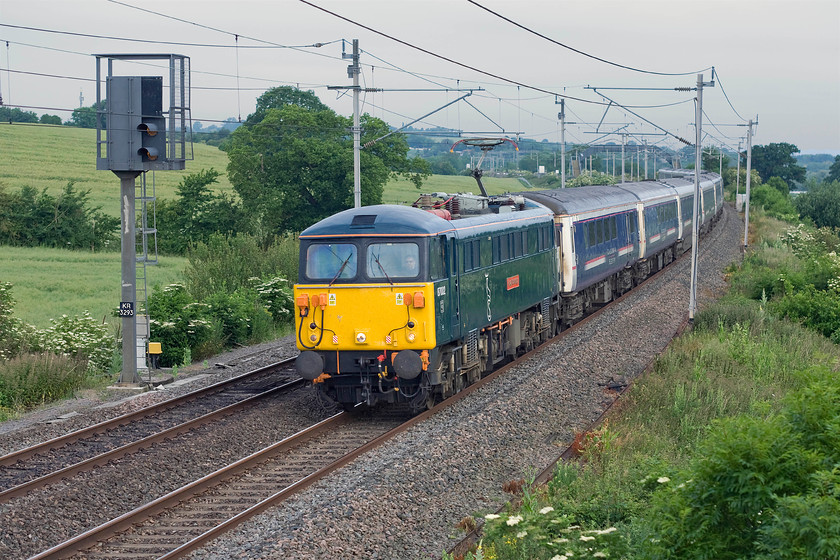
[95,54,190,385]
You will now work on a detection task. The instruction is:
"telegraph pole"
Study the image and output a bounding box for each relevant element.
[621,133,626,183]
[345,39,362,208]
[689,73,714,323]
[736,138,742,206]
[743,118,755,248]
[557,99,567,188]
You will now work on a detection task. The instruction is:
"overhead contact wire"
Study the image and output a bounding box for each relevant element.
[465,0,711,77]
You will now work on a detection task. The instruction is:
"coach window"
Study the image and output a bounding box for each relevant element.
[306,243,357,281]
[627,214,637,238]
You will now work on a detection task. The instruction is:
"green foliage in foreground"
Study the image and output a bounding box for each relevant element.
[1,282,117,414]
[637,376,840,559]
[456,217,840,560]
[148,234,297,367]
[459,306,839,560]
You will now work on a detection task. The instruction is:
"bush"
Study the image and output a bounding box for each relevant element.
[0,282,38,360]
[795,180,840,228]
[0,182,119,250]
[771,287,840,340]
[38,311,115,374]
[0,353,87,409]
[251,276,294,323]
[184,234,298,300]
[148,277,292,367]
[635,379,840,560]
[750,184,797,221]
[148,283,216,367]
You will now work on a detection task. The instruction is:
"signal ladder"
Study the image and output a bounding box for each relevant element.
[134,172,158,379]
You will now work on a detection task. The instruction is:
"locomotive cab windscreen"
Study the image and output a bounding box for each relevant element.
[301,240,424,283]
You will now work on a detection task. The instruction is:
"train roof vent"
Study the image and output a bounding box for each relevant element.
[350,214,377,228]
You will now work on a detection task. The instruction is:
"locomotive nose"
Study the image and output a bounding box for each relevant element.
[393,350,423,379]
[296,351,324,381]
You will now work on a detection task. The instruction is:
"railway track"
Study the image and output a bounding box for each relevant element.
[31,409,409,559]
[26,291,631,560]
[0,359,300,503]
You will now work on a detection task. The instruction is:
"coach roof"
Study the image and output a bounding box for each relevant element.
[519,185,639,216]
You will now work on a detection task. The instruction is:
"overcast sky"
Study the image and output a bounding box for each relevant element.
[2,0,838,154]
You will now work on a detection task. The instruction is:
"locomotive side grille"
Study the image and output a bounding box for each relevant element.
[466,328,478,365]
[541,298,550,326]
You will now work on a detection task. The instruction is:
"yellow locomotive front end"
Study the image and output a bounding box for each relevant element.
[292,205,449,409]
[294,281,437,381]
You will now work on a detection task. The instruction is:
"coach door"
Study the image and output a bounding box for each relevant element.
[555,222,564,293]
[448,238,460,335]
[432,235,459,342]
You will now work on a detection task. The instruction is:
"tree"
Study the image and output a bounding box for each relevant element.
[751,143,806,185]
[795,181,840,228]
[244,86,329,126]
[0,107,38,123]
[227,101,428,236]
[39,114,62,125]
[826,155,840,183]
[155,168,245,254]
[68,101,106,128]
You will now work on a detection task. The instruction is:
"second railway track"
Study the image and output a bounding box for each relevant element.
[0,359,300,501]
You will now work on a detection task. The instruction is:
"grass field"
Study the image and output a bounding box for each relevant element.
[0,247,187,329]
[0,124,525,328]
[0,123,233,218]
[0,123,525,217]
[384,174,525,203]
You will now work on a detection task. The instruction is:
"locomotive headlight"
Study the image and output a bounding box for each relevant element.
[407,332,416,343]
[310,334,318,342]
[356,332,367,343]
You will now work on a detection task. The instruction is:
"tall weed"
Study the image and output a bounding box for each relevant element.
[0,353,86,408]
